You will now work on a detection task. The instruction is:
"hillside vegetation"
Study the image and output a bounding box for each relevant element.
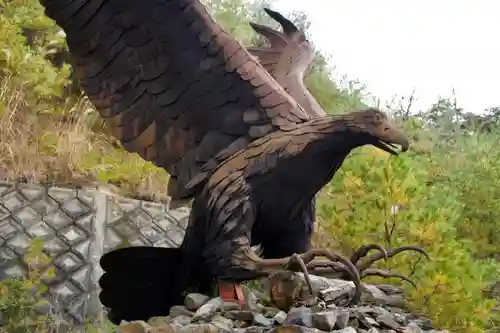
[1,0,500,332]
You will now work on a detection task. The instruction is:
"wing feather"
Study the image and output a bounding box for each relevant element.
[247,8,326,119]
[39,0,311,199]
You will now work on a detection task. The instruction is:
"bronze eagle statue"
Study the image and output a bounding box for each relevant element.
[37,0,428,324]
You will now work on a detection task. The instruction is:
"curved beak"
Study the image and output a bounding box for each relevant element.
[373,125,411,155]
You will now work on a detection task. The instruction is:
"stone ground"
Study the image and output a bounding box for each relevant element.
[116,272,449,333]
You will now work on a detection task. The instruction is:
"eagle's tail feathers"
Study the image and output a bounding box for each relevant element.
[98,246,184,324]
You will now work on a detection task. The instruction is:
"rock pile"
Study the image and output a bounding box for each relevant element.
[116,272,449,333]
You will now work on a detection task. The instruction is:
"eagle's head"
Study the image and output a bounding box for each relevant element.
[348,108,410,155]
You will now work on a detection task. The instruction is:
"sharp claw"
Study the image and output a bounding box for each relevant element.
[350,244,388,265]
[306,260,351,278]
[298,245,427,299]
[321,250,363,304]
[286,253,314,296]
[260,249,364,305]
[358,245,430,272]
[387,245,430,260]
[297,250,362,305]
[360,268,417,289]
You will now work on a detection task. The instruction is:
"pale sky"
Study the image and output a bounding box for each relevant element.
[273,0,500,114]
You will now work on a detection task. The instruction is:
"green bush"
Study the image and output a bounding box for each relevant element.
[0,0,171,198]
[0,238,55,333]
[0,0,72,107]
[0,238,118,333]
[316,145,500,332]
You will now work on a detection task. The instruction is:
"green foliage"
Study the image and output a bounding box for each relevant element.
[0,238,118,333]
[83,318,117,333]
[0,0,72,108]
[430,128,500,260]
[0,0,170,197]
[205,0,276,44]
[317,144,500,332]
[303,58,367,114]
[0,238,55,333]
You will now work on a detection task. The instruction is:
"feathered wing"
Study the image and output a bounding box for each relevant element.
[38,0,311,201]
[247,8,326,119]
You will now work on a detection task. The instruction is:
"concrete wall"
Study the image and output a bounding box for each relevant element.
[0,181,189,325]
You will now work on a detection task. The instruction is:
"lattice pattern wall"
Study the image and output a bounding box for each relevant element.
[0,181,189,325]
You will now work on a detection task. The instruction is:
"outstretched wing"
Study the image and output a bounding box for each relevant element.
[247,8,326,119]
[38,0,311,200]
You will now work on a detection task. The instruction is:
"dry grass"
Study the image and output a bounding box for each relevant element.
[0,78,171,202]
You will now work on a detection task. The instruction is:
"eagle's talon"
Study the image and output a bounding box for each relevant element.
[357,245,430,272]
[350,243,388,265]
[343,244,429,288]
[360,268,417,288]
[286,253,314,296]
[307,244,428,292]
[301,249,363,304]
[258,249,363,305]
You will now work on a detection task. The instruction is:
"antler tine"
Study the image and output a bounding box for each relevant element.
[263,7,299,35]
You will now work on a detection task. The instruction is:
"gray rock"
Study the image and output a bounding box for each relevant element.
[355,311,378,329]
[371,306,394,318]
[419,319,434,330]
[347,316,359,329]
[169,323,185,332]
[273,311,287,325]
[334,310,350,329]
[221,301,242,312]
[241,326,266,333]
[223,310,254,321]
[233,320,249,329]
[147,316,171,326]
[312,311,337,331]
[117,321,151,333]
[318,282,355,304]
[361,285,407,308]
[115,273,450,333]
[211,314,234,330]
[266,325,320,333]
[298,274,348,294]
[364,315,379,327]
[284,307,313,327]
[171,315,192,326]
[403,322,423,333]
[393,312,408,325]
[185,293,211,311]
[192,297,223,322]
[363,285,387,299]
[300,295,320,308]
[262,306,281,318]
[333,327,357,333]
[376,313,401,330]
[366,328,381,333]
[253,313,273,327]
[405,319,433,331]
[170,305,194,318]
[176,323,221,333]
[310,301,327,313]
[375,294,408,308]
